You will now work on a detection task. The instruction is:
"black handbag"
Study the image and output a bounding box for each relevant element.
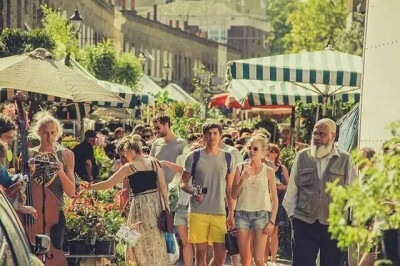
[225,229,239,256]
[157,191,174,233]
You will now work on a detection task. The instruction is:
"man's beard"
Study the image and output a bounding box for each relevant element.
[310,139,334,159]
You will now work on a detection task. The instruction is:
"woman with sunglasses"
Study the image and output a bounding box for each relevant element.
[232,136,278,266]
[265,143,290,266]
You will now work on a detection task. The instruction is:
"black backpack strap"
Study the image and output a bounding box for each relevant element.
[191,150,201,183]
[224,151,232,174]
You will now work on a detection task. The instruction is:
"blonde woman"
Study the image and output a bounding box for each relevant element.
[88,134,169,266]
[232,136,278,266]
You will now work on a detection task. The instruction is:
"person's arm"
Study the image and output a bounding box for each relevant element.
[346,157,358,185]
[85,159,94,182]
[58,149,76,198]
[180,153,195,195]
[225,171,235,227]
[89,164,129,191]
[160,160,184,174]
[267,167,278,224]
[282,156,299,219]
[180,171,194,195]
[231,164,250,199]
[154,160,169,210]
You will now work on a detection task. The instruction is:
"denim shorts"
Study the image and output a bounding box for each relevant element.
[234,210,270,230]
[174,204,189,227]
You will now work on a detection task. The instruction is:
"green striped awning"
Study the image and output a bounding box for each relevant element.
[227,50,362,87]
[228,80,360,107]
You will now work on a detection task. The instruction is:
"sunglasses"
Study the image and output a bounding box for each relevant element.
[247,146,259,152]
[143,135,153,139]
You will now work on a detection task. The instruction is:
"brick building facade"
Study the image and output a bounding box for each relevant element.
[1,0,241,90]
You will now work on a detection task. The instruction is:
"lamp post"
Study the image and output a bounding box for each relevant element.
[139,51,147,72]
[163,62,171,86]
[69,8,84,39]
[65,8,84,67]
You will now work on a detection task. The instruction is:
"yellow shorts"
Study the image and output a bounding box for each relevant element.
[188,213,226,244]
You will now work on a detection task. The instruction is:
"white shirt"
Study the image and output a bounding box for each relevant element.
[282,147,357,217]
[220,144,244,168]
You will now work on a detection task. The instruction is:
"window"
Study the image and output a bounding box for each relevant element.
[209,30,219,42]
[220,30,227,43]
[0,224,16,265]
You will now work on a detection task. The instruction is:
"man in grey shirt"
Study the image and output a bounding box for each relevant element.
[181,122,235,266]
[150,115,186,184]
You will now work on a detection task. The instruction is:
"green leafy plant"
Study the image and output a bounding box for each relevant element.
[280,147,296,172]
[41,5,78,57]
[327,123,400,259]
[77,40,142,89]
[94,146,113,181]
[283,0,347,52]
[78,40,116,81]
[0,28,55,57]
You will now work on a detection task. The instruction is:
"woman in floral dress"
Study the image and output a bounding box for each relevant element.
[89,134,169,265]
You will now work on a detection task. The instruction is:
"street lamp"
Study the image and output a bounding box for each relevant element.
[65,8,84,66]
[69,8,84,38]
[163,62,171,86]
[138,51,147,71]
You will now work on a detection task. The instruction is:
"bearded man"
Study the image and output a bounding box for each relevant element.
[283,118,357,266]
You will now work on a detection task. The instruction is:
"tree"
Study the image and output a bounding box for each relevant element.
[78,40,142,89]
[283,0,348,53]
[0,28,55,57]
[41,5,79,58]
[114,52,142,89]
[335,12,365,56]
[266,0,298,55]
[78,40,116,81]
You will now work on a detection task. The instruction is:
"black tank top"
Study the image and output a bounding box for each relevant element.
[128,159,158,195]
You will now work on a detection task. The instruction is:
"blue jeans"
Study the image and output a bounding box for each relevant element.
[234,210,270,230]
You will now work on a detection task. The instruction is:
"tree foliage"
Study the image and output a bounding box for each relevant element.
[327,127,400,257]
[0,28,55,57]
[78,40,116,81]
[283,0,347,53]
[41,5,79,57]
[114,52,143,89]
[266,0,298,55]
[77,40,142,89]
[335,12,365,56]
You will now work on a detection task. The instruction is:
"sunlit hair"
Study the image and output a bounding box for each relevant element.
[268,143,281,166]
[123,134,142,154]
[249,135,267,152]
[0,140,7,164]
[30,111,63,139]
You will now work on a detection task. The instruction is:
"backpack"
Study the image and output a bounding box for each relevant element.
[191,149,232,183]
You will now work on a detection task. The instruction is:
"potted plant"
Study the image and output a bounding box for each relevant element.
[94,205,125,255]
[64,190,101,254]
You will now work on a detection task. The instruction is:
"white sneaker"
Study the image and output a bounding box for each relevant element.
[271,262,278,266]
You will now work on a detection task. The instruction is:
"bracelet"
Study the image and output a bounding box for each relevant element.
[268,220,275,225]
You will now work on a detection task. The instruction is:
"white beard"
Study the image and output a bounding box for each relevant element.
[310,139,334,159]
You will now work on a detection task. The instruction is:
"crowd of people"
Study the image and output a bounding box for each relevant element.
[0,110,363,266]
[76,115,314,266]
